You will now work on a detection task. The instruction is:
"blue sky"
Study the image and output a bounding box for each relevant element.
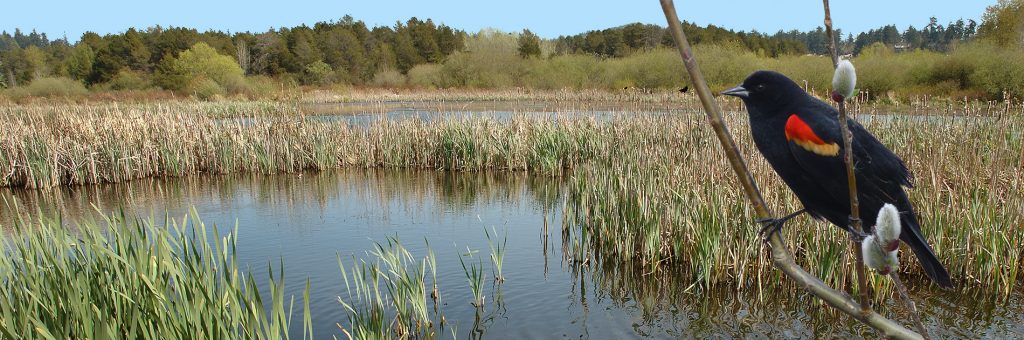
[3,1,993,41]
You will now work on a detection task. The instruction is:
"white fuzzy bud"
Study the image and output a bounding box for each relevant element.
[862,235,899,274]
[875,203,902,249]
[831,59,857,102]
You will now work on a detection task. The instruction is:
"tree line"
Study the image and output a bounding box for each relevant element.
[553,17,982,58]
[0,16,464,88]
[0,1,1021,97]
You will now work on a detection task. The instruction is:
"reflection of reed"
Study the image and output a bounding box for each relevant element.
[0,169,562,231]
[542,207,550,279]
[467,283,509,340]
[570,255,1024,337]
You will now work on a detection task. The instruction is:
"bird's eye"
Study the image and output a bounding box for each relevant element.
[756,84,766,91]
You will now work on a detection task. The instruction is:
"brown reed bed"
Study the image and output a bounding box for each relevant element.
[305,87,1024,117]
[0,101,607,189]
[303,87,706,105]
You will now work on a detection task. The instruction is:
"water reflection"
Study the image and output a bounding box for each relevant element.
[1,170,1020,338]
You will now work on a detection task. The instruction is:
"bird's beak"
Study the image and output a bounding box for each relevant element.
[720,85,749,98]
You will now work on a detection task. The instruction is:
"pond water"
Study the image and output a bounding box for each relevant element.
[289,101,999,128]
[294,101,692,126]
[1,169,1021,338]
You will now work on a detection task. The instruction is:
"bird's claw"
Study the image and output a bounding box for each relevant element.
[848,229,870,242]
[757,218,785,241]
[755,209,806,242]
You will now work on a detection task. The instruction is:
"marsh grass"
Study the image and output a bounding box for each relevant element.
[0,101,611,189]
[336,228,516,339]
[0,98,1015,189]
[484,226,508,282]
[0,205,311,339]
[459,247,487,308]
[336,236,444,339]
[1,97,1020,295]
[562,111,1024,296]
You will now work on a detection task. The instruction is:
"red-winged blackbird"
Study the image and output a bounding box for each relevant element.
[722,70,953,288]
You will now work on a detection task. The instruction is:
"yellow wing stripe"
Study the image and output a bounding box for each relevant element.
[785,114,839,156]
[792,139,840,156]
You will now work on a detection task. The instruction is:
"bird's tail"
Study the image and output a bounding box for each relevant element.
[900,212,954,288]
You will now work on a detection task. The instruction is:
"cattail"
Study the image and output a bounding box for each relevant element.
[831,59,857,102]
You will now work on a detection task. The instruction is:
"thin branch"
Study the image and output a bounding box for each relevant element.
[826,2,933,336]
[822,0,872,313]
[657,0,920,338]
[891,272,933,339]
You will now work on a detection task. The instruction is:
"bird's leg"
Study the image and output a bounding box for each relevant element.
[756,209,806,240]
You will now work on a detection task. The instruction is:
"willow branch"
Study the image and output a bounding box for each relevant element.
[891,272,933,339]
[822,0,872,313]
[658,0,919,338]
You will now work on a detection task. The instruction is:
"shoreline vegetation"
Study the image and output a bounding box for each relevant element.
[1,98,1021,295]
[0,208,313,339]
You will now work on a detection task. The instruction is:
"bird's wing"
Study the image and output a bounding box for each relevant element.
[783,110,850,205]
[785,103,913,207]
[847,119,914,188]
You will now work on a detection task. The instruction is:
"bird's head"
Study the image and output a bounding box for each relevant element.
[721,70,805,116]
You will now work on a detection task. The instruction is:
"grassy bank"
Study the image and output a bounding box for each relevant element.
[0,207,311,339]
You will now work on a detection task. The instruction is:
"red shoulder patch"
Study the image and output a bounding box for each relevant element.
[785,114,839,156]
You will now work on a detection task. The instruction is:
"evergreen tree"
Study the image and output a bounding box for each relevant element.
[392,24,423,72]
[289,27,322,70]
[92,29,151,83]
[408,18,442,63]
[904,26,923,48]
[0,32,18,51]
[517,29,542,58]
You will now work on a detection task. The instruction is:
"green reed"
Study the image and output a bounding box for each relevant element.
[336,236,445,339]
[336,231,514,339]
[459,247,487,308]
[0,205,311,339]
[484,226,508,282]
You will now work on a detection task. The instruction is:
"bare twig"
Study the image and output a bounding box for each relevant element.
[891,272,933,339]
[657,0,920,338]
[822,0,872,313]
